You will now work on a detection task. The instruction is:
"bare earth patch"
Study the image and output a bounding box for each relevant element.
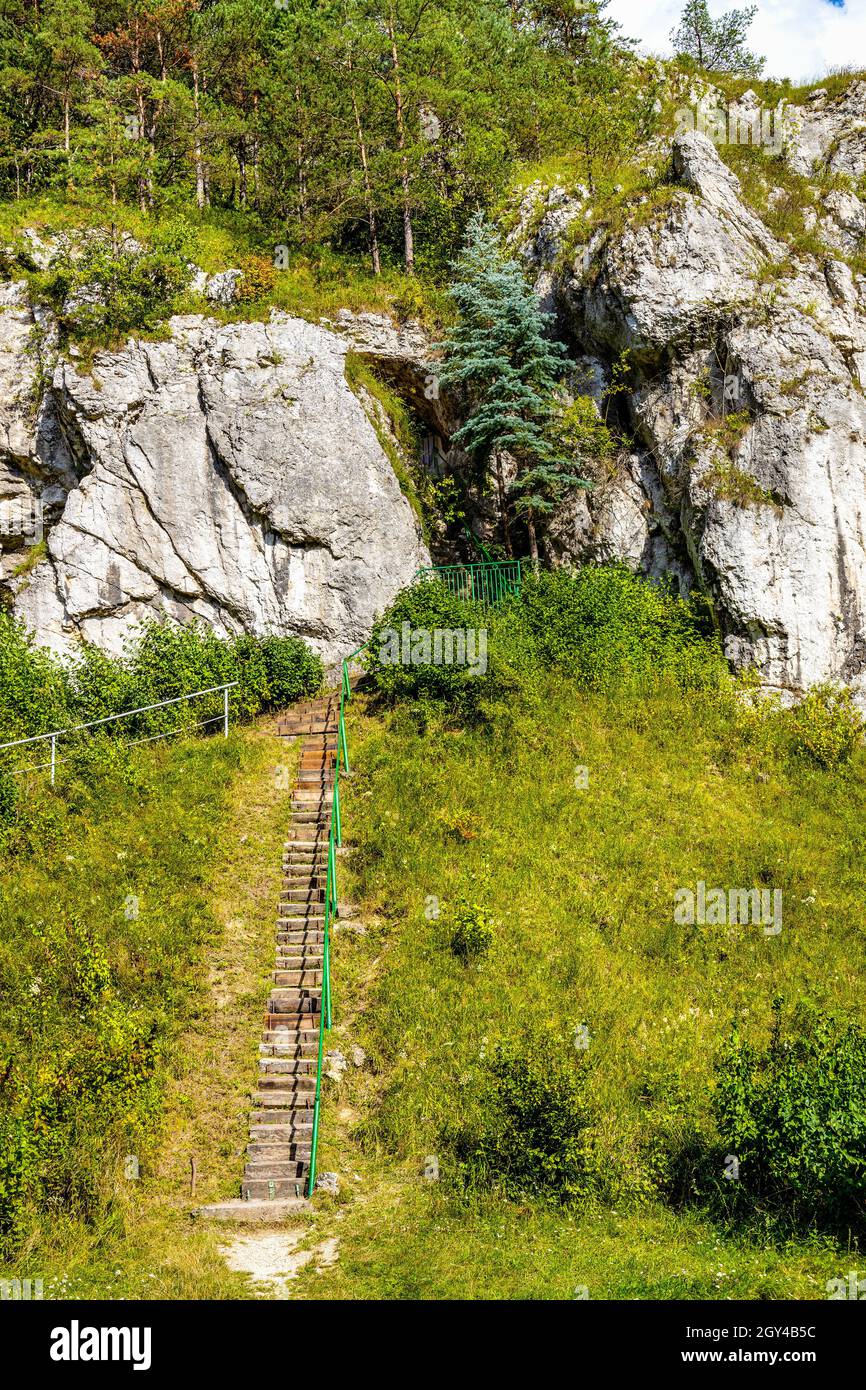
[219,1232,340,1298]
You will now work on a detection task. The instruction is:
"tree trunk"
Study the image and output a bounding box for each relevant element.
[527,512,539,565]
[63,94,70,154]
[251,92,260,209]
[387,7,414,274]
[238,136,247,207]
[495,453,512,557]
[193,62,207,210]
[348,59,381,275]
[294,84,308,222]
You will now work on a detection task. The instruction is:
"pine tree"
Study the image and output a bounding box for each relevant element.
[670,0,763,77]
[438,212,588,562]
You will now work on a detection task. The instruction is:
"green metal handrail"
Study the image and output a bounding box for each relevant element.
[306,648,361,1197]
[414,559,522,609]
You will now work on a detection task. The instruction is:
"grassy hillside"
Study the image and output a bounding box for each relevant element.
[0,722,313,1297]
[284,593,866,1300]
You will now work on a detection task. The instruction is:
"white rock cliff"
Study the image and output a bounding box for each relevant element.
[517,82,866,700]
[0,308,429,664]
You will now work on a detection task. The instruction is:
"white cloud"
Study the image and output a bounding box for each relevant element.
[607,0,866,84]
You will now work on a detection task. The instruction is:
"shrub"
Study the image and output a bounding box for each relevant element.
[0,617,322,850]
[0,613,72,739]
[712,1001,866,1232]
[35,229,194,346]
[449,1026,595,1203]
[514,565,725,691]
[364,565,726,721]
[236,253,278,303]
[445,896,494,963]
[365,579,508,717]
[787,683,863,769]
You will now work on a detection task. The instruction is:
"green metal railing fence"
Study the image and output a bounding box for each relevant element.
[414,560,522,609]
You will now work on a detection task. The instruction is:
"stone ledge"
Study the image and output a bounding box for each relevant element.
[193,1197,310,1224]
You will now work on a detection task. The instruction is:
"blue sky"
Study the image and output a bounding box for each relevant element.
[608,0,865,83]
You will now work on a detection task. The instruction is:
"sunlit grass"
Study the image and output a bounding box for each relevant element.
[292,678,866,1299]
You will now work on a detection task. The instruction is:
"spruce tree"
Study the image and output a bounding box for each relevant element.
[438,212,588,562]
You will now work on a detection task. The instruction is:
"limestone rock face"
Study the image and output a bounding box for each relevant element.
[7,312,429,663]
[517,118,866,699]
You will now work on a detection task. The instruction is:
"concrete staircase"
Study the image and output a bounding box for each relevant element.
[196,693,338,1223]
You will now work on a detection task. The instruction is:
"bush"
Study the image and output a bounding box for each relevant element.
[449,1026,595,1203]
[0,617,323,853]
[365,579,510,717]
[236,253,278,303]
[34,228,194,346]
[0,616,323,747]
[445,896,494,964]
[0,614,72,739]
[787,683,863,769]
[514,565,725,691]
[364,565,727,721]
[712,1001,866,1232]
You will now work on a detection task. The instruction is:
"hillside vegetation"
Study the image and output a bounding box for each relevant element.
[282,573,866,1299]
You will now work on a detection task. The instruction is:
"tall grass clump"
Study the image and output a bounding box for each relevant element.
[447,1025,597,1205]
[668,1001,866,1238]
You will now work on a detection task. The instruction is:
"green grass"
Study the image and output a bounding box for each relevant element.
[0,721,307,1297]
[289,678,866,1299]
[0,194,448,337]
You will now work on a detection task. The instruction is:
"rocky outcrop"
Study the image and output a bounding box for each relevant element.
[516,82,866,699]
[2,308,429,663]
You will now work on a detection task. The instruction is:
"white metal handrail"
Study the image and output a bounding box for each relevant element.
[0,681,239,784]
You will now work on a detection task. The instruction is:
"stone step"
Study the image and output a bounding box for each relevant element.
[263,1013,319,1033]
[263,1020,319,1040]
[273,970,323,987]
[247,1140,312,1160]
[259,1041,319,1057]
[252,1087,315,1107]
[259,1057,317,1073]
[257,1068,317,1087]
[197,1197,310,1222]
[241,1178,307,1200]
[268,992,319,1009]
[244,1161,309,1179]
[249,1121,315,1138]
[255,1078,316,1100]
[251,1108,313,1125]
